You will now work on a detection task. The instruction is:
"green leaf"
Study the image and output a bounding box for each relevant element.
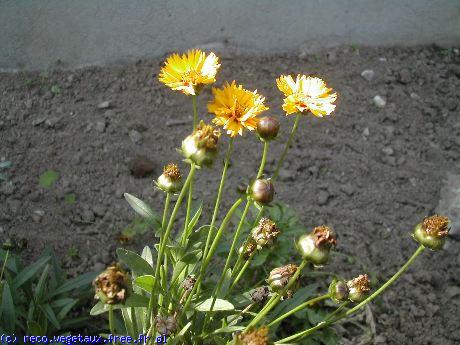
[12,255,50,289]
[0,161,11,169]
[64,193,76,205]
[34,264,50,303]
[117,248,155,277]
[56,299,78,321]
[195,298,234,312]
[0,281,15,332]
[51,272,97,297]
[213,325,245,334]
[187,202,203,232]
[141,246,154,266]
[124,293,149,307]
[27,321,44,335]
[133,275,155,293]
[170,321,192,345]
[50,298,76,308]
[39,304,61,330]
[124,193,161,225]
[39,170,59,188]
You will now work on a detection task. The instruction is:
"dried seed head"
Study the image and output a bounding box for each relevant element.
[267,264,298,293]
[93,263,129,304]
[328,279,349,303]
[251,179,275,205]
[251,217,281,248]
[297,225,336,265]
[347,274,371,303]
[182,275,196,292]
[163,163,181,181]
[239,239,257,259]
[236,327,270,345]
[155,315,177,336]
[251,286,270,304]
[181,121,221,167]
[257,116,280,141]
[413,215,450,250]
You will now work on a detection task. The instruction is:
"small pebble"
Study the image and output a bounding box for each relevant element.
[373,95,386,108]
[361,69,375,81]
[97,101,111,109]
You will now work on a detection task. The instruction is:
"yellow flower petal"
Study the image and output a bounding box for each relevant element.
[208,81,268,137]
[276,75,337,117]
[159,49,220,95]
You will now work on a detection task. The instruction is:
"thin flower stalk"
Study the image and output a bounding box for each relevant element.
[108,305,115,341]
[273,113,301,180]
[257,140,269,178]
[267,294,330,327]
[275,245,426,344]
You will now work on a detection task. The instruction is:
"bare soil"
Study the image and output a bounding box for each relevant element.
[1,45,459,344]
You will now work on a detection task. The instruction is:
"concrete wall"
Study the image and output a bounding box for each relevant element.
[1,0,459,71]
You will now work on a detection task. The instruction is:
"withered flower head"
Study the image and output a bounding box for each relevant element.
[267,264,298,293]
[413,215,450,250]
[347,274,371,303]
[251,286,270,304]
[93,263,129,304]
[181,121,221,167]
[239,239,257,259]
[182,275,196,292]
[156,163,183,193]
[155,315,177,336]
[235,327,270,345]
[251,217,281,248]
[251,178,275,205]
[297,225,337,265]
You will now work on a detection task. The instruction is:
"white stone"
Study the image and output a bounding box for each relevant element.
[373,95,386,108]
[361,69,375,81]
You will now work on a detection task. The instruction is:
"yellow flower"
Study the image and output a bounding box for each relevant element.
[159,49,220,95]
[208,81,268,137]
[276,75,337,117]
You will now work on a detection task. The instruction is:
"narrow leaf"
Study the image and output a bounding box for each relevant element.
[195,298,234,312]
[12,256,50,289]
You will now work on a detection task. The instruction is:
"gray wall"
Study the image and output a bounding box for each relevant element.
[1,0,459,71]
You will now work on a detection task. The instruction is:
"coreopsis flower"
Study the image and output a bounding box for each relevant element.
[328,279,349,303]
[155,163,182,193]
[93,264,129,304]
[159,49,220,95]
[297,225,337,265]
[181,121,221,167]
[208,81,268,137]
[251,217,281,248]
[250,178,274,205]
[256,116,280,141]
[235,327,270,345]
[413,215,450,250]
[251,286,270,304]
[276,75,337,117]
[347,274,371,303]
[155,315,177,336]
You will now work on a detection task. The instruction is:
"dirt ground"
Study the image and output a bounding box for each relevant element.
[1,45,459,344]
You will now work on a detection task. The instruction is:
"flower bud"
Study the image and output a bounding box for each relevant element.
[251,217,281,248]
[297,225,337,265]
[347,274,371,303]
[328,279,349,303]
[155,163,182,193]
[93,263,129,304]
[239,239,257,259]
[412,215,450,250]
[155,315,177,336]
[267,264,298,293]
[257,116,280,141]
[235,327,269,345]
[251,286,270,304]
[251,178,274,205]
[181,121,221,167]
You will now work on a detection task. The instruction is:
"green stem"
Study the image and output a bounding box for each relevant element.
[147,165,196,324]
[109,305,115,339]
[323,301,349,322]
[257,141,269,178]
[203,198,252,330]
[246,259,308,329]
[179,198,244,320]
[181,164,195,247]
[0,249,9,281]
[192,94,198,130]
[162,193,171,230]
[202,138,234,269]
[267,294,330,328]
[273,113,301,180]
[275,245,426,344]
